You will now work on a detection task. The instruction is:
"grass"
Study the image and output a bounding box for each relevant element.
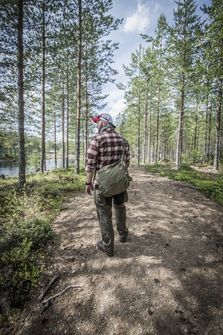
[0,168,85,322]
[145,163,223,205]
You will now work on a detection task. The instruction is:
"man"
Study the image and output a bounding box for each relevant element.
[85,113,130,257]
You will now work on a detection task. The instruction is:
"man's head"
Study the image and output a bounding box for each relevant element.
[91,113,115,131]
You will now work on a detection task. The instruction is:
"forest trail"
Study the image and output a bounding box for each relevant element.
[14,167,223,335]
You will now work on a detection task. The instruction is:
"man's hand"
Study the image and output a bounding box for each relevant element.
[86,182,93,195]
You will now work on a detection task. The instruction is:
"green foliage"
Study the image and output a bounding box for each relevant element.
[182,149,205,165]
[0,169,85,318]
[0,219,52,310]
[0,169,85,222]
[1,219,53,253]
[146,163,223,205]
[119,0,223,170]
[0,189,24,221]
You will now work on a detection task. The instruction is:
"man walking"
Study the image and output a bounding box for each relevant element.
[85,113,130,257]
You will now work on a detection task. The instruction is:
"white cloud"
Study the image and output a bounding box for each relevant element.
[104,89,125,118]
[124,2,150,33]
[154,2,162,14]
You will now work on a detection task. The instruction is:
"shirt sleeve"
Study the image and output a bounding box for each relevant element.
[85,136,99,172]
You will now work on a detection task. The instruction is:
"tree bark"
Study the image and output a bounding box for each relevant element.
[144,85,149,164]
[193,112,198,151]
[85,73,89,159]
[214,78,222,170]
[41,1,46,173]
[204,91,209,160]
[137,45,142,166]
[155,85,160,163]
[175,76,185,169]
[54,110,57,169]
[149,101,152,163]
[137,93,141,166]
[62,88,65,169]
[66,64,69,169]
[76,0,82,174]
[207,102,212,162]
[18,0,25,188]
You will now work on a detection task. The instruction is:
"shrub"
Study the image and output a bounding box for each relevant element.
[145,164,223,205]
[0,219,53,311]
[0,168,85,321]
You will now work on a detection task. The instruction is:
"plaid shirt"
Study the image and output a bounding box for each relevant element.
[86,127,130,173]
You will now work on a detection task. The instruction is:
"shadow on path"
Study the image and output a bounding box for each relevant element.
[13,167,223,335]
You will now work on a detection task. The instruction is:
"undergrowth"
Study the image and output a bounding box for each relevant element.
[0,168,85,322]
[145,163,223,205]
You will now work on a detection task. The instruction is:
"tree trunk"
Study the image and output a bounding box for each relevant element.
[137,45,142,166]
[76,0,82,174]
[66,65,69,169]
[207,102,212,162]
[41,1,46,173]
[176,76,185,169]
[85,75,89,153]
[149,102,152,163]
[205,91,209,160]
[144,85,149,164]
[193,112,198,150]
[54,111,57,169]
[163,123,168,160]
[137,95,141,166]
[214,78,222,170]
[155,85,160,163]
[85,73,89,159]
[152,136,156,162]
[18,0,25,187]
[62,89,65,169]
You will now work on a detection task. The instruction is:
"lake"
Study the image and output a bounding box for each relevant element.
[0,158,76,177]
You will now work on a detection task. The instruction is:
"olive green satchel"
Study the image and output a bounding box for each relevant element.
[96,149,132,197]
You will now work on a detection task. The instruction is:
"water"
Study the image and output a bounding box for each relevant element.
[0,158,76,178]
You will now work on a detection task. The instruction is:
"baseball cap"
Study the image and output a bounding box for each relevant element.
[90,113,115,127]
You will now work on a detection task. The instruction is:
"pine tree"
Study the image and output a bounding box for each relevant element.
[18,0,26,187]
[75,0,122,173]
[0,1,18,130]
[203,0,223,169]
[170,0,201,168]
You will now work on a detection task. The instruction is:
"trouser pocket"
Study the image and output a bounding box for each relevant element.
[94,189,105,206]
[94,190,114,249]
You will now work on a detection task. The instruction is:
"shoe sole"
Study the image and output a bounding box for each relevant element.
[119,235,128,243]
[96,244,114,257]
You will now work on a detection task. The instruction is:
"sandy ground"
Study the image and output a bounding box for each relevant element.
[7,167,223,335]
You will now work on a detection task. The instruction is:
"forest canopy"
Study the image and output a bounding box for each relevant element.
[0,0,222,188]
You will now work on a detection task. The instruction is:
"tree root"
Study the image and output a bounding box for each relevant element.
[41,285,81,312]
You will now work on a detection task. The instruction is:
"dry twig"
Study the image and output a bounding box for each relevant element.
[42,285,81,306]
[38,274,60,302]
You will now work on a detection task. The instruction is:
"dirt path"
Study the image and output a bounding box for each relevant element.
[13,167,223,335]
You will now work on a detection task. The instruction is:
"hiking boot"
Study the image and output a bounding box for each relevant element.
[119,233,128,243]
[96,240,114,257]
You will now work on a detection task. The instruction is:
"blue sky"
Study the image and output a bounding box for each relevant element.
[103,0,211,119]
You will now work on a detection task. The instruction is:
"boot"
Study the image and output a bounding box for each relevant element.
[119,232,128,243]
[96,240,114,257]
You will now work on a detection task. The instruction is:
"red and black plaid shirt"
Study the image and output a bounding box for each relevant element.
[86,127,130,173]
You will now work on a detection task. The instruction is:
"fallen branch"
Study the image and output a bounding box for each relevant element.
[38,274,60,302]
[42,285,81,306]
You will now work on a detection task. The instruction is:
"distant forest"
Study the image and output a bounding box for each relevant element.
[0,0,222,187]
[119,0,223,170]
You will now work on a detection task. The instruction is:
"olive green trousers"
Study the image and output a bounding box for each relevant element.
[94,190,128,253]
